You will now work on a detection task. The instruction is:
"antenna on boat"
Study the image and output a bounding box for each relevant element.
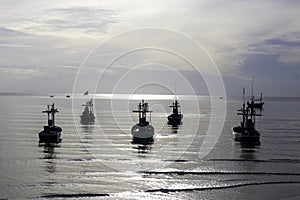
[243,87,245,106]
[174,81,177,100]
[242,87,245,128]
[42,103,58,128]
[251,77,254,101]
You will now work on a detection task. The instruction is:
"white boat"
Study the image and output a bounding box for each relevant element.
[39,103,62,143]
[232,88,261,141]
[131,99,154,143]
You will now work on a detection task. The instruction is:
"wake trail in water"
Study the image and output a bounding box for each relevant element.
[204,158,300,163]
[41,181,300,198]
[140,171,300,176]
[41,193,109,198]
[144,181,300,193]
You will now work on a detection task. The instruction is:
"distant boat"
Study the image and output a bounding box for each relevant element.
[50,95,54,98]
[131,99,154,143]
[80,98,95,125]
[250,93,264,109]
[167,99,183,125]
[248,78,264,109]
[232,88,261,141]
[66,95,70,98]
[39,103,62,143]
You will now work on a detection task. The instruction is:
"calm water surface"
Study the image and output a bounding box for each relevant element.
[0,95,299,199]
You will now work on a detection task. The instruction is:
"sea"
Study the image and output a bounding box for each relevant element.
[0,94,299,199]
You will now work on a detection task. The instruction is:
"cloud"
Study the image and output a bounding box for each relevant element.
[240,54,299,79]
[0,0,299,96]
[0,27,29,37]
[45,7,118,33]
[237,53,300,96]
[6,6,119,38]
[264,38,300,47]
[0,65,39,76]
[0,43,34,48]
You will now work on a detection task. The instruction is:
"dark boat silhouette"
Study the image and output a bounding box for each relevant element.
[167,99,183,125]
[249,93,264,109]
[80,98,95,125]
[248,78,264,109]
[232,88,261,142]
[131,99,154,143]
[39,103,62,143]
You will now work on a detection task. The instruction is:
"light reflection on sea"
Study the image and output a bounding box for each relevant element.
[0,94,299,199]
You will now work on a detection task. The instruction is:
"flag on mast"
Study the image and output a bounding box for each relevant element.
[84,91,88,95]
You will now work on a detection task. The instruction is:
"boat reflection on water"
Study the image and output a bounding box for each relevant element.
[38,143,60,174]
[170,124,179,134]
[235,140,260,161]
[80,124,94,141]
[131,137,153,154]
[238,140,260,149]
[81,125,94,133]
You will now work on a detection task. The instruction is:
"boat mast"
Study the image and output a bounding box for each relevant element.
[174,82,177,100]
[260,93,263,103]
[133,99,152,125]
[171,81,180,115]
[242,87,245,128]
[251,77,254,102]
[43,103,58,127]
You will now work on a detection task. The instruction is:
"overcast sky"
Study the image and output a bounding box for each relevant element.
[0,0,299,96]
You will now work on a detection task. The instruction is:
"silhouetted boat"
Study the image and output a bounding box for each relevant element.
[249,93,264,109]
[80,98,95,125]
[167,99,183,125]
[50,95,54,98]
[39,103,62,143]
[232,88,261,141]
[131,99,154,143]
[248,78,264,109]
[66,95,70,98]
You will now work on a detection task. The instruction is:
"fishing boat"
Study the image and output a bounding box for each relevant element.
[131,99,154,143]
[232,88,261,141]
[80,98,95,125]
[248,78,264,109]
[167,99,183,125]
[251,93,264,109]
[39,103,62,143]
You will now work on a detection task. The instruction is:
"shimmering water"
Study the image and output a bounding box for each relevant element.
[0,94,299,199]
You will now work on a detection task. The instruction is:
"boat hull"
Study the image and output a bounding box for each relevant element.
[248,102,264,109]
[131,124,154,139]
[131,137,154,145]
[80,115,95,125]
[232,126,260,141]
[167,114,183,125]
[254,102,264,109]
[39,126,62,143]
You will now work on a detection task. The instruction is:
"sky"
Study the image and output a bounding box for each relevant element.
[0,0,299,96]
